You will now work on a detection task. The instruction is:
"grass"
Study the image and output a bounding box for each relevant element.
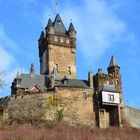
[0,123,140,140]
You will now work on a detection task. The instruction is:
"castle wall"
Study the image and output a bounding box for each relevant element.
[1,87,95,126]
[55,87,95,126]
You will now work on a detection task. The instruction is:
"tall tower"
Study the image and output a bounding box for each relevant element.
[38,14,76,79]
[93,56,123,128]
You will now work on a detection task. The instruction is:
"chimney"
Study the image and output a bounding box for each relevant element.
[98,68,103,74]
[88,71,94,88]
[30,63,35,75]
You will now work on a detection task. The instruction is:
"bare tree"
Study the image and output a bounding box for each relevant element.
[0,70,6,88]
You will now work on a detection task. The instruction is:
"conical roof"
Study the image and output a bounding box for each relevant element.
[68,22,75,32]
[45,18,53,29]
[53,14,67,35]
[108,55,118,67]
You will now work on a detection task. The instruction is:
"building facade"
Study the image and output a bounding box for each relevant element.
[8,14,124,128]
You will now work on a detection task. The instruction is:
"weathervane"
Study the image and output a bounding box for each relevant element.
[55,0,60,13]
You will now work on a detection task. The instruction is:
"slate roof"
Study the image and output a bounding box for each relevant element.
[55,79,89,88]
[53,14,67,35]
[18,73,89,90]
[102,84,118,93]
[20,74,50,91]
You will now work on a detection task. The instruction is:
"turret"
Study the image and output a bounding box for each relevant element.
[45,18,55,35]
[107,56,120,76]
[15,71,21,88]
[68,22,76,38]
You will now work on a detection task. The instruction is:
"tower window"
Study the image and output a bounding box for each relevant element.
[66,39,69,44]
[108,94,114,102]
[54,36,58,42]
[60,38,63,43]
[68,66,71,74]
[116,80,119,84]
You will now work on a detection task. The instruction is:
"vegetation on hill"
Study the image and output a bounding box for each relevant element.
[0,123,140,140]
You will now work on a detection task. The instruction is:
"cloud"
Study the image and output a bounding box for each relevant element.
[0,48,14,70]
[42,0,135,67]
[0,24,18,53]
[0,23,22,96]
[0,24,17,71]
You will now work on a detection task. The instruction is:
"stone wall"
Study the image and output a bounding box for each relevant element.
[56,87,95,126]
[123,105,140,128]
[0,87,95,126]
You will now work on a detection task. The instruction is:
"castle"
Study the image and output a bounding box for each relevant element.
[1,14,124,128]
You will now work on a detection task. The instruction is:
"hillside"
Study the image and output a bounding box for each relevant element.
[0,123,140,140]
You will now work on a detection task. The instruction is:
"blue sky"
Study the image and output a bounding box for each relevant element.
[0,0,140,109]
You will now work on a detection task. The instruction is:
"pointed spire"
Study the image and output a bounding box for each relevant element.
[108,55,118,67]
[54,13,61,23]
[16,71,20,79]
[45,18,53,29]
[53,14,66,35]
[107,55,120,75]
[15,71,21,88]
[68,22,75,32]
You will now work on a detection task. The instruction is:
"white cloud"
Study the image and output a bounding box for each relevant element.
[42,0,135,66]
[0,24,17,71]
[0,24,18,53]
[0,48,14,70]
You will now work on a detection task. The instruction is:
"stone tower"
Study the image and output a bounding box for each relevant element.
[38,14,76,79]
[93,56,123,128]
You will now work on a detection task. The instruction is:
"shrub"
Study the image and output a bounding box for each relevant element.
[55,108,64,121]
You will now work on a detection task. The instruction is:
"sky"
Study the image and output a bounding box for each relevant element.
[0,0,140,109]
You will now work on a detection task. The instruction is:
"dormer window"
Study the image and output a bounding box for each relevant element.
[57,19,61,25]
